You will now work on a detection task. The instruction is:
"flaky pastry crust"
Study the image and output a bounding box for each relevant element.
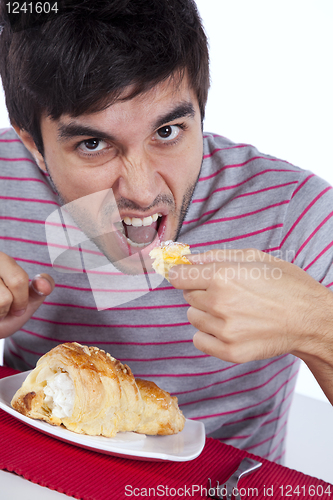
[11,342,185,437]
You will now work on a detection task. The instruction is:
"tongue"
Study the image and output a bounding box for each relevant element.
[125,220,159,244]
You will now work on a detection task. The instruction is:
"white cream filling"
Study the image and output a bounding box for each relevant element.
[43,371,75,419]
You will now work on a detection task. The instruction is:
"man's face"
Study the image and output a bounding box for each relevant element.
[39,76,203,273]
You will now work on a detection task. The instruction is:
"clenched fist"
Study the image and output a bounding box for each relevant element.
[0,252,55,339]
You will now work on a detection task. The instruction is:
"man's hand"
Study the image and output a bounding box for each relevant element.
[168,248,333,365]
[0,252,55,339]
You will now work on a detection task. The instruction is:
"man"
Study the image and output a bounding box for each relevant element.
[0,0,332,464]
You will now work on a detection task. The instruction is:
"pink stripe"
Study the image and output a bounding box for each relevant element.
[217,435,251,441]
[326,281,333,288]
[246,420,287,451]
[133,364,242,378]
[0,175,49,185]
[46,241,103,256]
[0,176,56,195]
[212,398,292,436]
[190,224,283,249]
[0,129,11,136]
[0,236,47,247]
[0,156,36,164]
[260,398,292,427]
[55,282,119,292]
[7,347,27,363]
[54,281,173,292]
[263,246,280,253]
[180,359,295,407]
[193,169,298,203]
[291,212,333,263]
[304,240,333,271]
[9,337,44,357]
[20,327,192,346]
[221,385,295,427]
[45,219,82,232]
[0,139,21,142]
[0,215,44,225]
[120,354,209,362]
[184,200,288,226]
[279,186,332,249]
[262,432,286,459]
[273,448,286,463]
[23,267,158,291]
[201,144,249,161]
[31,315,191,329]
[41,241,120,265]
[43,300,188,311]
[291,174,314,199]
[233,181,298,200]
[190,367,298,420]
[176,355,288,396]
[199,156,297,182]
[10,337,204,362]
[13,257,52,268]
[0,195,59,206]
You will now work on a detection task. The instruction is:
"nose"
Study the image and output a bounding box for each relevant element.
[117,151,162,208]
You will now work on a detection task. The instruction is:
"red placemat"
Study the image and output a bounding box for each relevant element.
[0,366,332,499]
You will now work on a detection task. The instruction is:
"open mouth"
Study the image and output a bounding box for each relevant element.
[114,212,166,251]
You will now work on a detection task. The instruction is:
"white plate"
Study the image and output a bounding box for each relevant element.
[0,371,205,462]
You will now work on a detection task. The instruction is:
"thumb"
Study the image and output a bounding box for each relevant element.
[30,273,55,301]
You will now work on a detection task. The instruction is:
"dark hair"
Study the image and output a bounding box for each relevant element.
[0,0,210,155]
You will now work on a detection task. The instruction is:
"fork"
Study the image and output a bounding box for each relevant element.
[208,457,262,499]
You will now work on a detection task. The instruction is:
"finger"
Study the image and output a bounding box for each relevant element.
[192,330,241,362]
[183,289,208,311]
[187,306,225,336]
[0,279,14,320]
[0,274,55,338]
[0,259,29,316]
[187,248,273,265]
[30,274,55,300]
[168,263,212,290]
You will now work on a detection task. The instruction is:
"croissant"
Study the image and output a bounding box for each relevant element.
[149,240,192,281]
[11,342,185,437]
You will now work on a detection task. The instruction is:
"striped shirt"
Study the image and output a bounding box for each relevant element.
[1,127,333,463]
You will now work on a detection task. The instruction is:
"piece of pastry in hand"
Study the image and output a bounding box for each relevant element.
[11,342,185,438]
[149,240,192,281]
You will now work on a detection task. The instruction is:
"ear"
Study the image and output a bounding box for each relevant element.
[12,125,47,172]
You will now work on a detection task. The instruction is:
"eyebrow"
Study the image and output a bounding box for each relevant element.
[57,123,115,143]
[152,102,196,130]
[57,101,196,143]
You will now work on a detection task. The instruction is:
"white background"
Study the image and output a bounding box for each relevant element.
[0,1,333,401]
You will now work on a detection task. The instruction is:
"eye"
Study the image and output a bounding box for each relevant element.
[155,125,181,142]
[78,138,108,153]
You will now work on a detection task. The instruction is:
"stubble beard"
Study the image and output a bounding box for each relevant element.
[43,160,200,274]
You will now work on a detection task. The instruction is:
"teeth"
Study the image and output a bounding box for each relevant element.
[116,212,163,247]
[125,237,147,248]
[122,213,162,227]
[132,217,143,227]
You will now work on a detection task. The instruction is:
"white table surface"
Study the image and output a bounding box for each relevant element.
[0,470,74,499]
